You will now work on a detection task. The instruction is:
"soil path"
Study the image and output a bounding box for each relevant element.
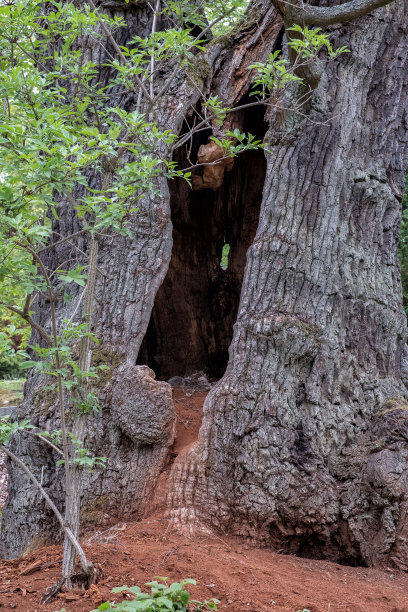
[1,390,408,612]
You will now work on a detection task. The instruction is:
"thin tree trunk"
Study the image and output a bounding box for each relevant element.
[62,236,99,585]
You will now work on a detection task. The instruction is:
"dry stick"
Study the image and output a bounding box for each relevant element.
[32,432,64,457]
[0,445,91,574]
[19,429,65,457]
[38,229,88,254]
[150,0,160,99]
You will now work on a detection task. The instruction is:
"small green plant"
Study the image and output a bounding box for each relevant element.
[220,243,230,270]
[91,578,219,611]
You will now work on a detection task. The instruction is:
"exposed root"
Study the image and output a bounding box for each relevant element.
[41,576,66,605]
[40,562,102,604]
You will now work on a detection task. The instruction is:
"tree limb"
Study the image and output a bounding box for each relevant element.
[38,229,88,254]
[0,303,53,346]
[282,0,396,26]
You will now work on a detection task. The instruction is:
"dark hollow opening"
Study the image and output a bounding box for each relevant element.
[137,104,268,380]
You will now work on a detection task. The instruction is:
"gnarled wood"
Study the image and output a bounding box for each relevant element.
[169,0,408,569]
[2,0,408,574]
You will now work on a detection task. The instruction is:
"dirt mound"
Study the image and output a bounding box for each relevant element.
[1,391,408,612]
[172,388,207,454]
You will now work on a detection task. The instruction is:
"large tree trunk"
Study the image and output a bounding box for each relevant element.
[2,0,408,573]
[169,0,408,569]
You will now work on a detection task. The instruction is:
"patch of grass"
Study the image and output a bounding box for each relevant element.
[0,378,24,407]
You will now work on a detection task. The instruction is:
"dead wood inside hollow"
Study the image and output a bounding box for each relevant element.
[137,104,268,379]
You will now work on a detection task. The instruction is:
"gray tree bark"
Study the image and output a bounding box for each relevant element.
[0,0,210,558]
[3,0,408,573]
[169,0,408,569]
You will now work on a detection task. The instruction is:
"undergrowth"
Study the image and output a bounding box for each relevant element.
[89,578,219,611]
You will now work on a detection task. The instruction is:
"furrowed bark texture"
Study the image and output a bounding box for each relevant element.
[0,0,210,558]
[169,0,408,569]
[3,0,408,572]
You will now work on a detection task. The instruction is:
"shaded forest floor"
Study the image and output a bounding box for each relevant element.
[1,390,408,612]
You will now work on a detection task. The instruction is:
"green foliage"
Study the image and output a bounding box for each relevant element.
[287,25,350,60]
[248,28,349,99]
[91,578,219,612]
[249,51,302,97]
[59,433,107,471]
[204,96,231,126]
[210,130,264,157]
[0,416,33,446]
[0,352,26,380]
[220,243,230,270]
[204,0,250,35]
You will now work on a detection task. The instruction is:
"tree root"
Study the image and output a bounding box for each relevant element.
[40,562,103,604]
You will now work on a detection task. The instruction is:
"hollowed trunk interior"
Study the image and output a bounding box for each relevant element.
[137,105,267,379]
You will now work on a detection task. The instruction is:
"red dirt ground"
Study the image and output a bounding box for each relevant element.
[1,390,408,612]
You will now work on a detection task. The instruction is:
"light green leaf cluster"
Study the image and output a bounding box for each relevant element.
[220,243,230,270]
[0,416,34,446]
[0,0,197,379]
[204,0,251,36]
[249,51,302,98]
[287,25,350,60]
[210,130,265,157]
[248,28,349,99]
[203,96,231,126]
[91,578,219,611]
[56,433,107,471]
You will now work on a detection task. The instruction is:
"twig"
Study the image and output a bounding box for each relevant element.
[0,303,53,346]
[25,430,64,457]
[38,230,88,254]
[150,0,160,99]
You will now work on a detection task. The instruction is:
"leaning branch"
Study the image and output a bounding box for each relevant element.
[38,229,88,254]
[0,445,91,575]
[283,0,396,26]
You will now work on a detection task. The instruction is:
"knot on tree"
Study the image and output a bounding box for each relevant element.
[192,141,234,191]
[111,364,175,446]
